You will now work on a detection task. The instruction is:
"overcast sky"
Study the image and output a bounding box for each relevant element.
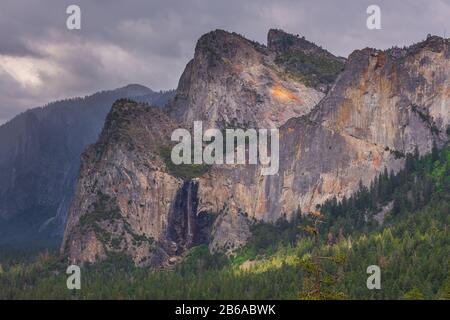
[0,0,449,124]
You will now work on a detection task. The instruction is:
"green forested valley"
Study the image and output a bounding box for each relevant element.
[0,146,449,300]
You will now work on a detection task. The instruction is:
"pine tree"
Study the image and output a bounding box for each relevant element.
[298,211,346,300]
[438,268,450,300]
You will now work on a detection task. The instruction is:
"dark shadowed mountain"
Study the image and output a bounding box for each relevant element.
[0,84,175,247]
[267,29,346,92]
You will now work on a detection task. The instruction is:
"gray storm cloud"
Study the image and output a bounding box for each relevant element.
[0,0,449,123]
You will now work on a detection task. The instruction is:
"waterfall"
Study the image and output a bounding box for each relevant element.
[167,179,200,252]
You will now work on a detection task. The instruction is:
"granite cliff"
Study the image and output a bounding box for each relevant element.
[62,31,449,266]
[168,29,343,129]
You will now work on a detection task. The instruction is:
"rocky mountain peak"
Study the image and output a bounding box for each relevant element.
[346,35,450,66]
[62,29,450,268]
[195,29,266,61]
[97,100,178,160]
[168,29,325,129]
[62,100,185,267]
[267,29,338,59]
[267,29,345,92]
[407,34,449,54]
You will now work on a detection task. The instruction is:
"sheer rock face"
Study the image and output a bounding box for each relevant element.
[63,32,450,265]
[197,36,450,252]
[168,29,327,129]
[62,102,186,267]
